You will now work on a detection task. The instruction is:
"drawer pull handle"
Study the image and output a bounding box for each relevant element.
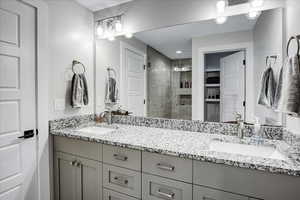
[69,161,76,166]
[157,189,175,199]
[157,163,175,171]
[113,154,128,161]
[114,176,129,185]
[109,195,121,200]
[202,197,216,200]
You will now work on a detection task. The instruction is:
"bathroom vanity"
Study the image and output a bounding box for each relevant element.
[50,116,300,200]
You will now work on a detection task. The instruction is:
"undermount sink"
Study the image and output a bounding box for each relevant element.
[209,140,287,161]
[76,126,116,135]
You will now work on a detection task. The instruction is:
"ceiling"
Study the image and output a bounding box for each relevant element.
[75,0,134,11]
[135,14,258,59]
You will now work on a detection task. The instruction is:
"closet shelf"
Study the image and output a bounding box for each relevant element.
[205,99,220,103]
[205,84,220,87]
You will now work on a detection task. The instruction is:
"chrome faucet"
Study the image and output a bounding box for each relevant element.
[100,111,113,125]
[235,113,245,139]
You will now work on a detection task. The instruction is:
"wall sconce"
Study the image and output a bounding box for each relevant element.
[96,15,133,41]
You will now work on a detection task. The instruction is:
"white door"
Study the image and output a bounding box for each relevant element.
[0,0,38,200]
[123,47,145,116]
[220,51,245,122]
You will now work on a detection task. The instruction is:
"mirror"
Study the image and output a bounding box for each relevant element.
[96,8,284,126]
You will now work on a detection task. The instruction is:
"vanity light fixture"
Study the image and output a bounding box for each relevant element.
[96,14,132,41]
[250,0,264,8]
[247,10,261,19]
[176,50,183,54]
[125,32,133,38]
[215,0,228,24]
[216,16,227,24]
[247,0,263,20]
[216,0,227,13]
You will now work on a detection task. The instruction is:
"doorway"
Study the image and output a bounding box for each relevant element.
[204,51,246,122]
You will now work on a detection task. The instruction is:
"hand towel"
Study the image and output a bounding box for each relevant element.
[105,77,119,104]
[71,73,89,108]
[258,67,276,108]
[275,55,300,116]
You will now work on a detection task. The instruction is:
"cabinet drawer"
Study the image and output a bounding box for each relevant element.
[103,144,141,171]
[142,174,192,200]
[54,136,102,161]
[103,188,139,200]
[193,185,248,200]
[142,152,192,183]
[103,164,141,198]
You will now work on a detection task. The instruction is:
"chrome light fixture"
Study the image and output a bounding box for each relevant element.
[215,0,228,24]
[96,14,132,41]
[247,0,263,20]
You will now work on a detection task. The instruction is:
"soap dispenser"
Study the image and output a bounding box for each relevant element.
[253,117,263,145]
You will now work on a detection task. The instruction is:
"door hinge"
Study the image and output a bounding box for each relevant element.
[243,60,246,66]
[144,99,146,104]
[143,65,146,70]
[243,101,246,107]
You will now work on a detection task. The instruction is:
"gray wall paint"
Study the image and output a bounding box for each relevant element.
[253,8,283,125]
[95,37,147,113]
[48,0,94,120]
[147,47,172,118]
[285,0,300,134]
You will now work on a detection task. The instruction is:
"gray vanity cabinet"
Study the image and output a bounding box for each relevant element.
[193,185,248,200]
[54,152,102,200]
[54,152,78,200]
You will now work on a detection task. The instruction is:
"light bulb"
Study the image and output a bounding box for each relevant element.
[247,10,261,19]
[215,16,227,24]
[216,0,227,13]
[96,25,104,37]
[125,32,133,38]
[115,20,123,32]
[176,50,183,54]
[108,35,115,41]
[250,0,264,8]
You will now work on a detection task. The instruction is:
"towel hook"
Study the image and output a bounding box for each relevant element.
[287,35,300,57]
[72,60,86,74]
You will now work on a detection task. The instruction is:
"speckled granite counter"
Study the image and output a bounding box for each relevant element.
[50,122,300,177]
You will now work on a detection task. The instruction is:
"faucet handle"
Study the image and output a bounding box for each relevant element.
[235,112,243,122]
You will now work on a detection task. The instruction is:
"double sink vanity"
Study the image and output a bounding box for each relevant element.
[50,115,300,200]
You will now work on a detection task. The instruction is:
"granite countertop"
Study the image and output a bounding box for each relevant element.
[50,122,300,177]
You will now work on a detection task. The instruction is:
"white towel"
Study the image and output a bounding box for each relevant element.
[275,55,300,116]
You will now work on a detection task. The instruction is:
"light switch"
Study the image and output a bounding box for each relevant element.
[54,99,65,111]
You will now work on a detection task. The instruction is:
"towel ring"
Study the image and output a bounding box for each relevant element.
[266,55,277,67]
[107,67,117,78]
[72,60,86,74]
[287,35,300,57]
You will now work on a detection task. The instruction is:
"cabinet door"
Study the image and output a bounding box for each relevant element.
[193,185,248,200]
[77,157,102,200]
[54,152,78,200]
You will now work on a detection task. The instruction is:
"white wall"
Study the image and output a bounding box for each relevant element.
[47,0,94,120]
[192,31,253,121]
[95,37,147,113]
[285,0,300,134]
[253,8,283,125]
